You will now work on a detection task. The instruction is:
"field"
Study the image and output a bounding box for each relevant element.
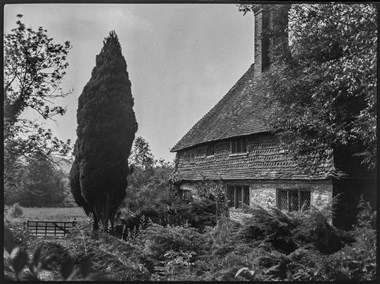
[6,207,88,226]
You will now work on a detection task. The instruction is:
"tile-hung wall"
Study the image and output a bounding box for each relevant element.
[176,133,330,181]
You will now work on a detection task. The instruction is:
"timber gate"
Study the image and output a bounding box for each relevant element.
[24,220,76,238]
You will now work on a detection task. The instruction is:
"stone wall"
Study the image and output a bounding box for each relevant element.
[247,180,333,210]
[181,179,333,213]
[225,180,333,224]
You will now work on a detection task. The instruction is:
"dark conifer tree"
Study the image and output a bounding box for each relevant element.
[70,31,138,231]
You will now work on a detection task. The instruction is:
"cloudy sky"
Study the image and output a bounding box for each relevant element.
[4,4,254,162]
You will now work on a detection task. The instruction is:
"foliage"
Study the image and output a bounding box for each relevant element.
[5,151,68,207]
[125,161,174,213]
[6,203,24,218]
[153,249,197,281]
[10,151,66,207]
[125,137,175,214]
[4,14,72,186]
[4,216,35,252]
[117,197,222,241]
[207,216,241,250]
[65,222,149,280]
[70,31,138,231]
[4,195,376,281]
[129,136,155,170]
[257,4,377,171]
[193,180,229,219]
[3,226,107,281]
[61,176,77,207]
[356,194,377,229]
[237,205,298,254]
[142,223,206,262]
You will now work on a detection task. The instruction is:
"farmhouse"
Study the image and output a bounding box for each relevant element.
[170,4,375,228]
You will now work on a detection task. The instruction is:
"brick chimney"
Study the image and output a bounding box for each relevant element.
[252,4,289,77]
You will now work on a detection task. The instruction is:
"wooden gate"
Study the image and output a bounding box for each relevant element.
[25,220,76,238]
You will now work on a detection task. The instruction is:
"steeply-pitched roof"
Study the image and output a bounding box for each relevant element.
[171,64,271,152]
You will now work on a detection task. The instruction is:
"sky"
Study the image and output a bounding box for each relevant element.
[4,4,254,162]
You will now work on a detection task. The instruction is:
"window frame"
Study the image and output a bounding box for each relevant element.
[188,148,195,161]
[230,137,248,155]
[226,185,250,209]
[276,188,311,212]
[206,143,215,157]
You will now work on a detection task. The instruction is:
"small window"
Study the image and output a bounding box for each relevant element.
[195,146,203,157]
[231,138,248,154]
[227,185,250,208]
[206,144,214,156]
[277,189,311,212]
[188,149,195,160]
[183,149,195,161]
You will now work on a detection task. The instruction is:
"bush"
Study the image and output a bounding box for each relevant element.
[7,202,23,218]
[4,219,34,252]
[207,216,241,249]
[356,195,377,229]
[237,205,298,254]
[3,225,108,281]
[64,223,149,281]
[116,197,221,241]
[143,224,206,257]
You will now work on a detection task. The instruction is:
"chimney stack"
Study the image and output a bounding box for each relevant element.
[252,4,289,77]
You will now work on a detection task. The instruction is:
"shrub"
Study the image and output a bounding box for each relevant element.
[4,220,34,252]
[169,198,219,231]
[64,223,149,281]
[153,249,198,281]
[302,210,345,254]
[207,216,241,249]
[356,195,377,229]
[7,202,23,218]
[142,223,206,262]
[116,197,221,240]
[237,205,298,254]
[310,226,376,281]
[3,226,107,281]
[32,242,71,269]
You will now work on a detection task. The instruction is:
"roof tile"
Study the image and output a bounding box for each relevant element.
[171,64,270,152]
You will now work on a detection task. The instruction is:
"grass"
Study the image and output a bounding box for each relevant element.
[6,207,88,226]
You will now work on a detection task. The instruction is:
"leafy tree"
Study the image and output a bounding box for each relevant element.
[9,151,66,207]
[70,31,138,231]
[124,137,175,213]
[129,136,155,170]
[253,4,376,171]
[4,15,73,185]
[126,160,174,213]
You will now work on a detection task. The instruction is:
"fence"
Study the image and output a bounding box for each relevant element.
[24,220,76,238]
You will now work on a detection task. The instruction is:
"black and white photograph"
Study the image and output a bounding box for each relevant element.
[3,2,377,281]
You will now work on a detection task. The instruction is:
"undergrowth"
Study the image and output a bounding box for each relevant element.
[4,196,376,281]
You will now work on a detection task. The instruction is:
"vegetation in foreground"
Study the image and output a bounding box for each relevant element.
[4,194,376,281]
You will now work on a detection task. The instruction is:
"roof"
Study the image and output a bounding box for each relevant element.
[171,64,271,152]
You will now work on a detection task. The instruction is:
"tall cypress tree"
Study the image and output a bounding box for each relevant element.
[70,31,138,231]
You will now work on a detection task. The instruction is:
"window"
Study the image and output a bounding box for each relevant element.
[277,189,311,212]
[188,149,195,160]
[206,144,214,156]
[231,138,248,154]
[195,146,204,157]
[183,149,195,161]
[227,185,250,208]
